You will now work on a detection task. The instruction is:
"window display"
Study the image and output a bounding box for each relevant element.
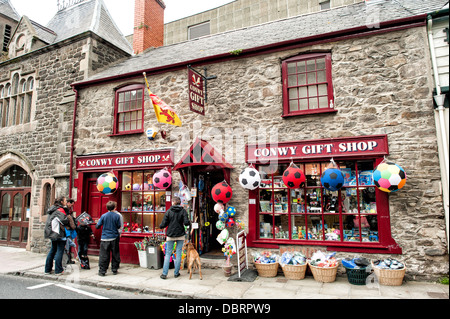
[257,160,379,244]
[120,170,168,235]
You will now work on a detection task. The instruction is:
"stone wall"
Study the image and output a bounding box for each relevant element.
[74,26,448,279]
[0,34,130,252]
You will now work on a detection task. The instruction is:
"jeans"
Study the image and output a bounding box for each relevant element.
[98,238,121,274]
[78,240,89,256]
[162,239,184,276]
[45,239,66,274]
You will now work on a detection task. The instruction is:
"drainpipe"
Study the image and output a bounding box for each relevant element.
[427,15,449,252]
[68,86,79,199]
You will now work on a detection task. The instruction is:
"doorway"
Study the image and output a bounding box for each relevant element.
[0,189,31,247]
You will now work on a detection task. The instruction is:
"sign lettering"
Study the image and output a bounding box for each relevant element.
[188,69,205,116]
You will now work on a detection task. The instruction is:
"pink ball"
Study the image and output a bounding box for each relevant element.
[153,169,172,190]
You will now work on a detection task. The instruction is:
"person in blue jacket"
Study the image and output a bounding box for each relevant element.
[96,201,123,276]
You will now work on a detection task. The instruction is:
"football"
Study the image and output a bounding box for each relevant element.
[96,172,118,195]
[226,218,235,228]
[373,162,406,193]
[239,167,261,190]
[282,166,306,189]
[219,211,229,223]
[226,206,236,217]
[321,168,345,191]
[216,220,226,230]
[153,169,172,190]
[211,181,233,204]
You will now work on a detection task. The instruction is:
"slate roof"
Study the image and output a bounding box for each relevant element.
[0,0,20,21]
[76,0,448,86]
[46,0,132,54]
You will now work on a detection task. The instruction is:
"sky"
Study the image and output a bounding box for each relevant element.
[9,0,235,36]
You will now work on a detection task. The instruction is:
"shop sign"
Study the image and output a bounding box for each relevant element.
[246,135,388,163]
[76,150,173,171]
[237,230,248,278]
[188,68,205,116]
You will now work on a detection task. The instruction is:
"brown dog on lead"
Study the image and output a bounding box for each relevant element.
[183,240,203,280]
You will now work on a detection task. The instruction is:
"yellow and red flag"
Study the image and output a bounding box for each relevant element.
[143,72,182,127]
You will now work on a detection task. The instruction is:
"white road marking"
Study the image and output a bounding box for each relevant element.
[55,284,109,299]
[27,283,54,290]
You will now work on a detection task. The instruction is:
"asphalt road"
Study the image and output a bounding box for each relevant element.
[0,274,170,299]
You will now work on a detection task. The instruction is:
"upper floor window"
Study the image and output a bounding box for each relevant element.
[282,53,336,117]
[0,73,35,129]
[188,21,211,40]
[113,84,145,135]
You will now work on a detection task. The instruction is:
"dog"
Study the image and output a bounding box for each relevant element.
[183,240,203,280]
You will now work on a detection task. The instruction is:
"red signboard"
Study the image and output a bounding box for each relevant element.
[76,149,173,171]
[246,135,389,163]
[188,68,205,115]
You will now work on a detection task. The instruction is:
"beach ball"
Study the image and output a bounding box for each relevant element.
[226,206,236,217]
[321,168,345,191]
[96,172,118,195]
[153,169,172,190]
[211,181,233,204]
[216,220,225,230]
[282,166,306,189]
[219,211,229,223]
[226,218,235,228]
[373,162,407,193]
[239,167,261,190]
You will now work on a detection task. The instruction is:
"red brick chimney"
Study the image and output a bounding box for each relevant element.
[133,0,165,54]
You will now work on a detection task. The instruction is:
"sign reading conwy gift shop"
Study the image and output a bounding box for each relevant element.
[246,135,389,163]
[188,68,205,116]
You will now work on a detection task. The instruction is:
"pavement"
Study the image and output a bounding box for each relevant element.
[0,246,448,300]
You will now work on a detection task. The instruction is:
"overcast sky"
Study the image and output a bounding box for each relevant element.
[10,0,235,36]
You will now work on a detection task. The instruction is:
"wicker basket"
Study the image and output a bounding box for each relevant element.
[255,262,279,277]
[308,262,338,283]
[282,263,307,280]
[372,262,406,286]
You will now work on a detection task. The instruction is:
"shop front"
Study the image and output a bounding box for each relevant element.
[74,149,174,264]
[246,135,402,255]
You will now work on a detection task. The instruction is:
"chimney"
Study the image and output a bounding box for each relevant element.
[133,0,165,54]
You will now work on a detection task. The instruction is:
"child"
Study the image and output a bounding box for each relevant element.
[76,219,94,269]
[95,201,123,276]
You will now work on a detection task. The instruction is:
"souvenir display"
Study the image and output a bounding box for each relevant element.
[309,251,338,267]
[211,181,233,204]
[373,258,404,270]
[252,251,278,264]
[373,161,406,193]
[282,164,306,189]
[153,169,172,189]
[235,219,246,231]
[239,166,261,190]
[96,172,118,195]
[279,251,306,266]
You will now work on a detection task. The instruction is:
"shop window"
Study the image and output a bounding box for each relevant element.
[113,84,145,135]
[256,160,381,245]
[120,170,168,235]
[282,53,335,117]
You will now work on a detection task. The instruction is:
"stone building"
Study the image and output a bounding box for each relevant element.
[70,0,449,279]
[0,0,132,250]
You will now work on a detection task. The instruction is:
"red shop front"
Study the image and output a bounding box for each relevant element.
[245,135,402,254]
[73,149,174,264]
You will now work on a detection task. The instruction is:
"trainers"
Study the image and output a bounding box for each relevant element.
[55,271,64,276]
[174,273,180,278]
[98,272,106,277]
[160,274,167,279]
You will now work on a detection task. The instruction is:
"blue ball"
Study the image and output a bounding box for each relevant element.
[226,206,236,217]
[219,211,229,222]
[321,168,345,191]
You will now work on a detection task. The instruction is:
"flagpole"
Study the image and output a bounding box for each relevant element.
[143,72,165,139]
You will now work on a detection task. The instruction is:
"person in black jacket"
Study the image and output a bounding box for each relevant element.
[159,196,190,279]
[44,196,69,275]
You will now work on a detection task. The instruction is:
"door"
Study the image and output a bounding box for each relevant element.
[86,179,118,254]
[0,189,31,248]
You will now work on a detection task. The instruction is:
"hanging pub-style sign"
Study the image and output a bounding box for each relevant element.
[188,65,216,116]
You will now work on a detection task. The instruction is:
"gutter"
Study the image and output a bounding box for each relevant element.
[427,13,449,252]
[71,14,428,90]
[68,86,79,199]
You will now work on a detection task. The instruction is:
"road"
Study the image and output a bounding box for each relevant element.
[0,274,170,299]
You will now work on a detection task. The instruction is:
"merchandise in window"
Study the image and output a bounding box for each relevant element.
[282,53,336,117]
[120,170,168,235]
[113,84,144,135]
[257,160,379,244]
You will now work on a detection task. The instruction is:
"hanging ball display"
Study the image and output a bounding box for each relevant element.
[236,219,246,231]
[219,211,229,223]
[216,220,226,230]
[214,202,225,214]
[226,206,236,217]
[226,218,235,228]
[239,167,261,190]
[373,162,407,193]
[153,169,172,190]
[96,172,118,195]
[321,168,345,191]
[211,181,233,204]
[282,166,306,189]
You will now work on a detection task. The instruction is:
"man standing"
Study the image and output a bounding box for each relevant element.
[96,201,123,276]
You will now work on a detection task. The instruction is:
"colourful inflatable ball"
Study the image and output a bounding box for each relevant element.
[373,162,406,193]
[282,166,306,189]
[96,172,118,195]
[153,169,172,190]
[321,168,345,191]
[212,181,233,204]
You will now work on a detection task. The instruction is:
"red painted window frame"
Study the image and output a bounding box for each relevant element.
[112,84,145,136]
[282,52,337,117]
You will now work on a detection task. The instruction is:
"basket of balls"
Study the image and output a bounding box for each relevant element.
[253,251,279,278]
